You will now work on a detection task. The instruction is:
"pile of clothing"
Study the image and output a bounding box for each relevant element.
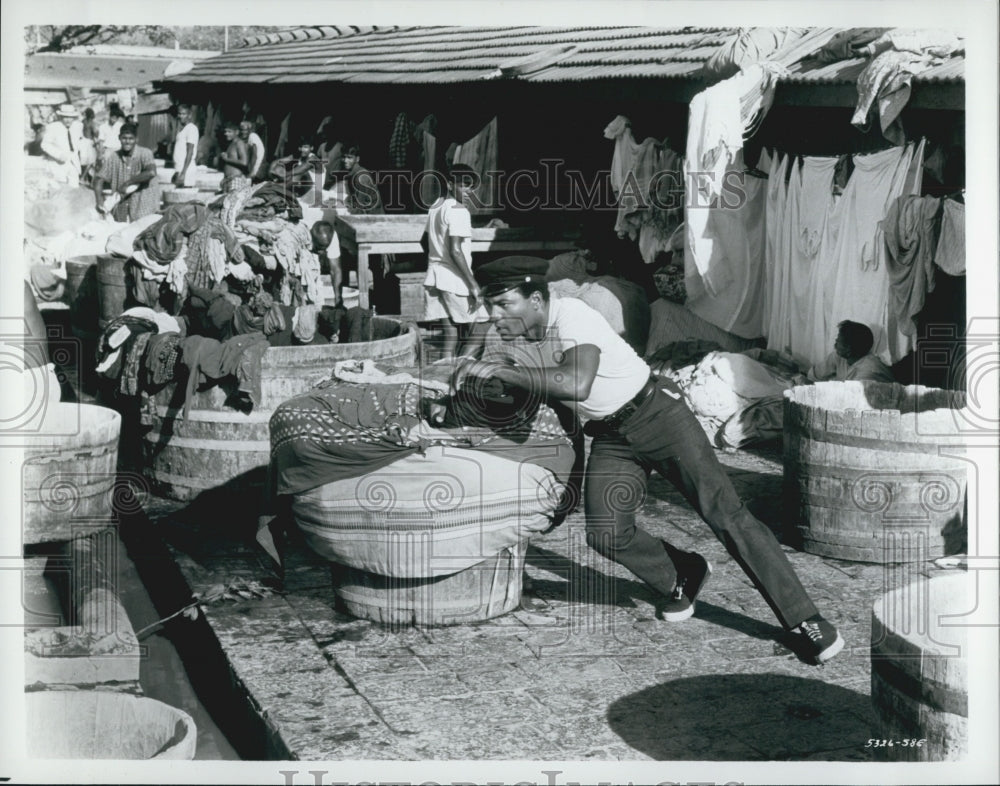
[648,342,805,448]
[545,250,651,355]
[93,304,273,417]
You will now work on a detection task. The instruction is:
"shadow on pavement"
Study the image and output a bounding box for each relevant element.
[681,600,784,640]
[607,673,874,760]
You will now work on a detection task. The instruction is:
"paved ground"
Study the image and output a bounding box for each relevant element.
[127,439,956,762]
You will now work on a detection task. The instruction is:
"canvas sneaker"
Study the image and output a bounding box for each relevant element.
[662,547,712,622]
[794,615,845,664]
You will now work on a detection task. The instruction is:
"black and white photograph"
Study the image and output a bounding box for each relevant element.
[1,1,997,783]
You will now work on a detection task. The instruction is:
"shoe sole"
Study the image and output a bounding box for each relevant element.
[815,632,845,664]
[662,559,712,622]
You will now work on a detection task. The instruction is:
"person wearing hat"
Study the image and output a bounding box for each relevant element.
[41,103,84,184]
[422,164,490,359]
[455,256,845,665]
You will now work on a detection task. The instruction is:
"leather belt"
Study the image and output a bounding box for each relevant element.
[601,377,657,431]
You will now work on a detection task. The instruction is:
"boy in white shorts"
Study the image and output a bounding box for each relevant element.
[423,164,490,359]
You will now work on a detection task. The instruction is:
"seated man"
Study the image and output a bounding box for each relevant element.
[808,320,895,383]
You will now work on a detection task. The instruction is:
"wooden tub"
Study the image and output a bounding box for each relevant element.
[783,382,968,563]
[144,321,417,501]
[871,571,968,761]
[22,403,122,545]
[25,691,196,759]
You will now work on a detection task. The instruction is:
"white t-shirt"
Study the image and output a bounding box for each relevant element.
[424,196,473,295]
[172,122,199,186]
[98,120,123,153]
[483,297,651,420]
[247,132,265,177]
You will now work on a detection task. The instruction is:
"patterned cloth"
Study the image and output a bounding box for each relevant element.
[269,379,575,497]
[145,332,182,386]
[389,112,415,168]
[120,331,153,395]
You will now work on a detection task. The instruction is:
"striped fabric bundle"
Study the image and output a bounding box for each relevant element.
[292,445,563,577]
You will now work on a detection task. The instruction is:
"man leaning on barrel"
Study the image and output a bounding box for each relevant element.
[454,256,845,665]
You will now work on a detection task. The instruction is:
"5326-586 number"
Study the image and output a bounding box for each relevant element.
[865,738,927,748]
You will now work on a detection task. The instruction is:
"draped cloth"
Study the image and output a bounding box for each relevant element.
[453,117,499,213]
[883,194,941,336]
[934,198,965,276]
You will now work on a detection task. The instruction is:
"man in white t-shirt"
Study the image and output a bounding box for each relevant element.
[453,256,845,666]
[97,104,125,163]
[423,164,489,359]
[171,104,199,187]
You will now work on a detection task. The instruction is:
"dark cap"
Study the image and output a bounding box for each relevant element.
[474,256,549,297]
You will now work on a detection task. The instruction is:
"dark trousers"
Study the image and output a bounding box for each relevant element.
[583,377,818,630]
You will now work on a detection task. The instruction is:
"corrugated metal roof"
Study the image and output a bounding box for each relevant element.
[163,26,964,87]
[26,53,181,90]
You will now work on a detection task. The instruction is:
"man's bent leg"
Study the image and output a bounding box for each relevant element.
[584,435,677,597]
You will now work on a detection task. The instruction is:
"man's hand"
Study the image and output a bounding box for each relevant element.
[171,172,183,186]
[451,357,514,399]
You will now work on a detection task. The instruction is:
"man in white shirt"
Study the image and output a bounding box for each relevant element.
[808,320,895,383]
[454,256,845,665]
[423,164,489,359]
[41,103,83,185]
[97,104,126,163]
[239,120,266,182]
[171,104,199,187]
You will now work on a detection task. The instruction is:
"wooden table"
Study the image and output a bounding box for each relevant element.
[334,214,580,308]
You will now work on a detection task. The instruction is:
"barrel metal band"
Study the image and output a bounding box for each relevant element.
[871,655,967,717]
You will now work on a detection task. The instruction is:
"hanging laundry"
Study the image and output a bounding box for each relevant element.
[616,141,682,241]
[604,115,642,196]
[414,115,439,208]
[808,141,920,367]
[685,64,781,290]
[934,197,965,276]
[883,194,942,336]
[389,112,415,169]
[851,37,955,144]
[453,117,498,213]
[763,152,790,349]
[684,154,768,340]
[783,155,839,363]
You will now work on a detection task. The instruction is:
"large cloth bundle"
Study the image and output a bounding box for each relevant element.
[269,375,577,576]
[293,445,562,577]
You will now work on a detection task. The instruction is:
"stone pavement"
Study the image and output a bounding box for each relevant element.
[127,440,955,761]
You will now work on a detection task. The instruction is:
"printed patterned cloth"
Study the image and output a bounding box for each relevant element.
[269,379,575,497]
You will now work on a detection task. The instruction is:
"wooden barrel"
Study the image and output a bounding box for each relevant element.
[25,692,197,759]
[396,271,427,321]
[333,541,528,626]
[95,255,127,331]
[162,188,204,205]
[871,572,968,761]
[783,382,968,563]
[64,256,97,308]
[144,324,417,500]
[144,407,271,501]
[194,170,224,191]
[22,403,122,545]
